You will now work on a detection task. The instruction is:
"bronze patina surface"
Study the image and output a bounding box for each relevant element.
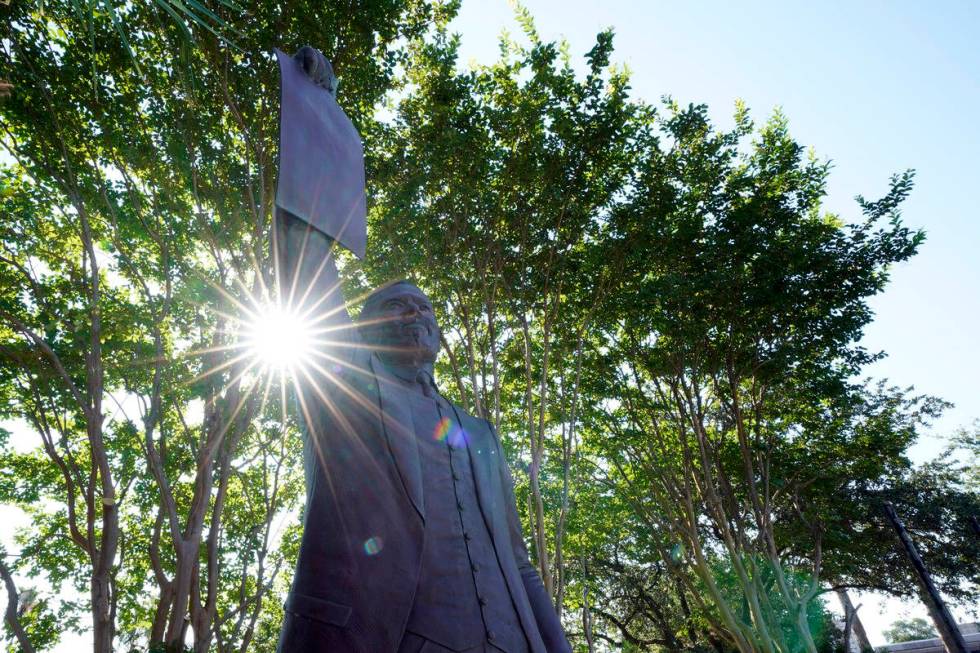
[275,47,366,259]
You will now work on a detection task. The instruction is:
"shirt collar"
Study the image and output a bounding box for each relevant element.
[381,361,440,397]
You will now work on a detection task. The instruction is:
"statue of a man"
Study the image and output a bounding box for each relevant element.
[274,46,570,653]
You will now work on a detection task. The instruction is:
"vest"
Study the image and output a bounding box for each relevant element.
[397,380,529,653]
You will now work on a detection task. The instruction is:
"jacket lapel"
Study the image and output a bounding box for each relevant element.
[369,354,425,522]
[463,416,549,653]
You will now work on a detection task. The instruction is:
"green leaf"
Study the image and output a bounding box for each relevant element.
[103,0,141,75]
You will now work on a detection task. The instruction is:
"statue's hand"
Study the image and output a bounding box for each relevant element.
[293,45,337,96]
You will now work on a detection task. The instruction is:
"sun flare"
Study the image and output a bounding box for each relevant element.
[242,305,316,371]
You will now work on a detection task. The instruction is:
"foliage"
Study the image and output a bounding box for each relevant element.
[951,421,979,492]
[59,0,244,78]
[572,96,940,651]
[881,617,935,644]
[0,0,454,651]
[361,19,650,604]
[361,15,976,653]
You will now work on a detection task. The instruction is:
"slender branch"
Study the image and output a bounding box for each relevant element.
[0,557,37,653]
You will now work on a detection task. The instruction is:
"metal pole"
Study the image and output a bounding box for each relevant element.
[883,502,968,653]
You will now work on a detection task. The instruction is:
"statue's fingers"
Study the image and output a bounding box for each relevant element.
[293,46,334,91]
[295,46,321,80]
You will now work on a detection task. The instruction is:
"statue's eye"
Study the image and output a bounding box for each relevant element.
[384,299,403,310]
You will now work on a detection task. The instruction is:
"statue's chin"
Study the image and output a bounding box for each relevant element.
[375,341,439,367]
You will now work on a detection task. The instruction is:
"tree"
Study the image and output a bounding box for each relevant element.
[882,617,935,644]
[358,15,977,651]
[583,98,938,653]
[0,1,455,651]
[951,422,978,492]
[363,14,650,606]
[3,2,976,651]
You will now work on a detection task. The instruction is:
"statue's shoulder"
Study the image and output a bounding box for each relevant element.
[444,401,496,438]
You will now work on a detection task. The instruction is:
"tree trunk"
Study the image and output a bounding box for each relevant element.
[581,559,595,653]
[529,463,552,597]
[166,543,197,649]
[92,573,114,653]
[884,502,968,653]
[836,589,872,652]
[1,558,37,653]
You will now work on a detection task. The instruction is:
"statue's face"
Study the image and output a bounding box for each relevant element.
[359,284,441,365]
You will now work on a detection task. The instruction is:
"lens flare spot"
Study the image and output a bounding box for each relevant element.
[433,417,468,448]
[363,536,383,556]
[434,417,452,442]
[670,542,685,563]
[449,429,468,448]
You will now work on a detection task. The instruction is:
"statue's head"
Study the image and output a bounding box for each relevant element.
[358,281,441,366]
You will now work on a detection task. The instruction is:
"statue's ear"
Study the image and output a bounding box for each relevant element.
[356,317,378,349]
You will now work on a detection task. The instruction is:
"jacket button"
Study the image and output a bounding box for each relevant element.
[487,630,496,641]
[452,471,461,481]
[457,501,464,511]
[478,595,488,606]
[471,563,480,573]
[463,531,472,541]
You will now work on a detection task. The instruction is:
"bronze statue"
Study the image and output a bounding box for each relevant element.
[274,46,571,653]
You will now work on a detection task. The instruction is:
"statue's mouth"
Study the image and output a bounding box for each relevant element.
[403,323,429,337]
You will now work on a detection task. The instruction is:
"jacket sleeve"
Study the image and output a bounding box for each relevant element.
[273,209,356,341]
[490,423,572,653]
[274,209,360,367]
[275,210,366,499]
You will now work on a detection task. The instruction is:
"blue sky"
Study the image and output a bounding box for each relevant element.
[449,0,980,643]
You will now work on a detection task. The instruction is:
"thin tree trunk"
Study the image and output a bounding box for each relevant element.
[457,300,484,419]
[1,557,37,653]
[837,589,872,652]
[581,558,595,653]
[843,599,855,653]
[676,582,700,650]
[884,502,968,653]
[531,312,553,597]
[554,332,585,614]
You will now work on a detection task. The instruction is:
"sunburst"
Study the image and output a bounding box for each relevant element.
[169,229,407,487]
[240,304,316,374]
